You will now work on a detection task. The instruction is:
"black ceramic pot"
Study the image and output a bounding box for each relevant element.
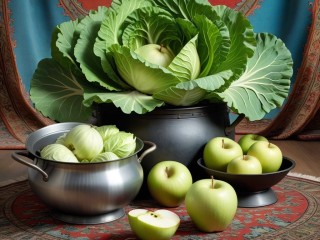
[94,103,244,180]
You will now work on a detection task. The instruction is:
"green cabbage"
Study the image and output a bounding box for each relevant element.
[55,133,67,145]
[103,131,136,158]
[91,151,120,162]
[30,0,293,122]
[95,125,120,141]
[64,124,104,161]
[40,143,79,163]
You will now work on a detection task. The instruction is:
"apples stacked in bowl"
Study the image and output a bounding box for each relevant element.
[203,134,283,175]
[197,134,295,195]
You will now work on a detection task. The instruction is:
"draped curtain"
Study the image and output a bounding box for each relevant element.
[0,0,319,149]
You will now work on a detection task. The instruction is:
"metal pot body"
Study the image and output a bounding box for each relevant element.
[95,104,244,176]
[28,155,143,215]
[12,123,156,217]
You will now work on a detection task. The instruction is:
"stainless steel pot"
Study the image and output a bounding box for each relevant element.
[12,122,156,224]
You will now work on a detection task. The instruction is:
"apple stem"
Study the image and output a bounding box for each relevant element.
[268,142,272,148]
[165,166,170,178]
[222,139,225,149]
[160,44,164,52]
[211,176,215,189]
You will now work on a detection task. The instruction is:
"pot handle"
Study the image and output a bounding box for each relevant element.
[11,151,49,182]
[138,141,157,163]
[225,113,245,136]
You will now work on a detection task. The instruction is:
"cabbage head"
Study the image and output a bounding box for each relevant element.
[91,151,120,162]
[95,125,119,141]
[103,131,136,158]
[40,143,79,163]
[30,0,293,122]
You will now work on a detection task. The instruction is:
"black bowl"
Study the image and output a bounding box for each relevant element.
[197,157,296,207]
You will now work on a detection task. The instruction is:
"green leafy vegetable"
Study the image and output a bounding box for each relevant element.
[103,131,136,158]
[30,59,93,122]
[91,152,120,162]
[216,33,293,120]
[30,0,293,122]
[95,125,120,141]
[40,143,79,163]
[64,124,104,161]
[40,124,137,163]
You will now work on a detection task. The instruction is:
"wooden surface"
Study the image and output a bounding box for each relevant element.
[1,139,320,186]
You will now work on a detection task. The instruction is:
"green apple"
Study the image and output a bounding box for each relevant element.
[238,134,269,154]
[147,160,193,207]
[128,209,180,240]
[203,137,243,172]
[247,141,283,173]
[185,177,238,232]
[134,44,175,67]
[227,155,262,174]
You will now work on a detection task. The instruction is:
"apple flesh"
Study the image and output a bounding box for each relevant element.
[185,178,238,232]
[238,134,269,154]
[147,161,193,207]
[247,141,283,173]
[128,209,180,240]
[134,44,175,67]
[227,155,262,174]
[203,137,243,172]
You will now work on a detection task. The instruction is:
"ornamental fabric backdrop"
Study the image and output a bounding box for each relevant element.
[0,0,319,149]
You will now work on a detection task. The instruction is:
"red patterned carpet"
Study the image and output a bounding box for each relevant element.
[0,176,319,239]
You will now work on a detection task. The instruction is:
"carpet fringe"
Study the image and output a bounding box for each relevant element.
[288,172,320,182]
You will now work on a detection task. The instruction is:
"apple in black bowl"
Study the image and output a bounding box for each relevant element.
[198,136,296,208]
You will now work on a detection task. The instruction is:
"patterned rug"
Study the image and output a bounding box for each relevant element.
[0,176,319,239]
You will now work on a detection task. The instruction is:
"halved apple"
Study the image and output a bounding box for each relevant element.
[128,209,180,240]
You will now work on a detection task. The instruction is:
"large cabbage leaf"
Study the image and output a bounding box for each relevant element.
[192,15,230,77]
[166,34,200,82]
[83,90,164,114]
[211,5,256,84]
[153,87,206,106]
[74,7,129,91]
[216,33,293,120]
[153,70,233,105]
[51,19,82,71]
[30,59,94,122]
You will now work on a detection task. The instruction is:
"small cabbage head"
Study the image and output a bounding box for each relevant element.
[103,131,136,158]
[40,143,79,163]
[55,133,67,145]
[64,124,104,161]
[91,151,120,162]
[95,125,119,141]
